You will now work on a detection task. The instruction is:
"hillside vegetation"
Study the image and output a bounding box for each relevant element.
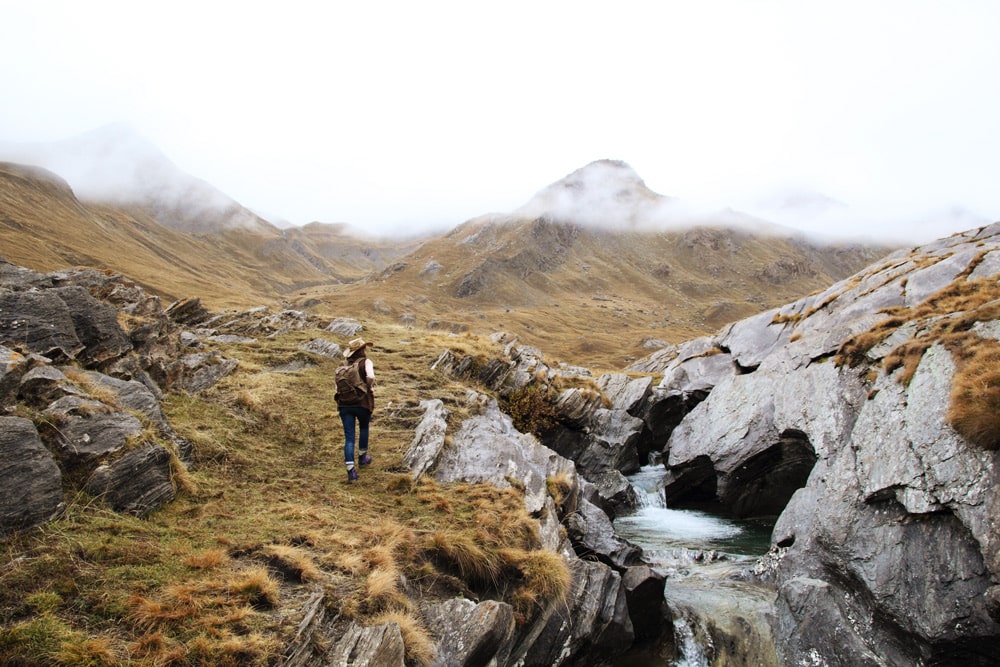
[1,320,574,665]
[0,163,413,310]
[310,215,890,368]
[1,159,891,370]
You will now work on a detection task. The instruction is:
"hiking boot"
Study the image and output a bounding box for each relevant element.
[359,453,373,467]
[347,468,360,483]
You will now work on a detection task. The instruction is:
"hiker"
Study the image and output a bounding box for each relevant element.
[335,337,376,483]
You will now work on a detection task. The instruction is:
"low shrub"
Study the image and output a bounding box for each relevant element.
[501,384,560,438]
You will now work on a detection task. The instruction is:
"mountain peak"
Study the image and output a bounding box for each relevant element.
[515,159,671,228]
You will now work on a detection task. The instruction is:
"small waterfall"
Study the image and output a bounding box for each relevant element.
[670,604,711,667]
[629,464,669,508]
[616,466,749,557]
[611,466,780,666]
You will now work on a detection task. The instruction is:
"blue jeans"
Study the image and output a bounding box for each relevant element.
[339,406,371,464]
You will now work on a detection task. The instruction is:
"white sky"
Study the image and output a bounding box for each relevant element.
[1,0,999,242]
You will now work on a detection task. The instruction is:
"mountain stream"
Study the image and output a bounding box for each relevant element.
[610,465,780,666]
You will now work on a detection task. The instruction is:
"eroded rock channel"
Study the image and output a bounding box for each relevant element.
[427,221,1000,666]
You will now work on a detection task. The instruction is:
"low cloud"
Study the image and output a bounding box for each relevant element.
[0,124,272,233]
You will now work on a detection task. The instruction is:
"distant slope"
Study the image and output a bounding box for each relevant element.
[282,222,423,279]
[0,162,412,308]
[311,212,890,368]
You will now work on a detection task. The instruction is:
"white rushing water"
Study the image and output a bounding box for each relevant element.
[611,465,779,666]
[614,465,748,554]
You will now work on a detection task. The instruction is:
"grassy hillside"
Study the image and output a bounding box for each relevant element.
[0,321,577,665]
[306,215,891,370]
[1,159,891,370]
[0,163,413,310]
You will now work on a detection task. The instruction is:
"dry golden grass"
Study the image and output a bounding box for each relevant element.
[546,473,574,511]
[363,566,409,614]
[426,531,501,586]
[52,636,119,666]
[839,276,1000,381]
[259,544,321,583]
[947,337,1000,449]
[506,548,573,605]
[836,275,1000,448]
[185,548,230,570]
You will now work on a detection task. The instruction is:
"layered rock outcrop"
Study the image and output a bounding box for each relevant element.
[401,393,663,666]
[430,333,654,512]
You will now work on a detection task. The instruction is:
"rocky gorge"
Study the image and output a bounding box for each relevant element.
[418,221,1000,664]
[2,220,999,665]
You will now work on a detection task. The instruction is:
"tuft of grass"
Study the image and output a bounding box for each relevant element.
[426,531,501,586]
[509,549,572,603]
[260,544,321,583]
[546,472,574,512]
[184,547,230,570]
[229,567,280,608]
[51,636,119,667]
[498,548,572,622]
[947,338,1000,450]
[363,566,408,614]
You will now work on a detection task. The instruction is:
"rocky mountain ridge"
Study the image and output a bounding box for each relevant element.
[1,127,894,369]
[329,212,889,368]
[0,155,892,369]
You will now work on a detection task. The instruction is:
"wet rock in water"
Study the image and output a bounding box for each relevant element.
[564,495,641,570]
[623,565,667,641]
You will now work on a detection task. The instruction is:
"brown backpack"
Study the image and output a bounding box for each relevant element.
[334,359,367,406]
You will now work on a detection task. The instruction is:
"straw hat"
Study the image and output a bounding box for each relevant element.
[343,337,373,358]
